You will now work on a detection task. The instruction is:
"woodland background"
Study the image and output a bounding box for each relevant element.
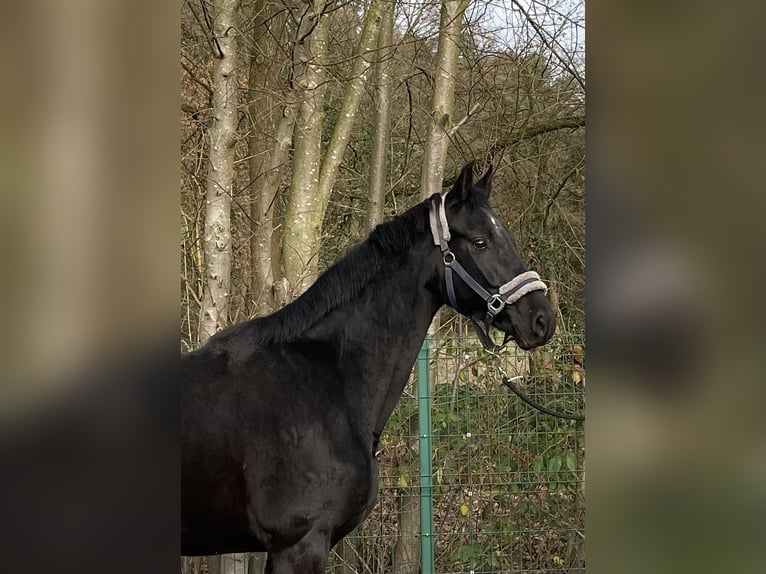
[181,0,584,350]
[181,0,584,572]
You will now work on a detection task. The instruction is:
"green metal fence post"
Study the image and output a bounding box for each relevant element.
[417,337,435,574]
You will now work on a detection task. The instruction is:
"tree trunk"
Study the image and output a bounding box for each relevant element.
[419,0,469,200]
[392,492,420,574]
[420,0,468,336]
[181,556,200,574]
[283,1,383,293]
[200,0,241,341]
[367,0,395,230]
[207,555,222,574]
[281,0,330,295]
[222,553,245,573]
[248,2,295,315]
[246,553,267,574]
[316,0,383,207]
[392,414,421,574]
[200,2,241,570]
[415,6,469,542]
[250,107,295,313]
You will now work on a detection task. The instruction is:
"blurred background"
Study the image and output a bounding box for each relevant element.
[587,0,766,572]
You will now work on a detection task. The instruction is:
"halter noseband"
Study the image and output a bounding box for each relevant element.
[429,193,548,349]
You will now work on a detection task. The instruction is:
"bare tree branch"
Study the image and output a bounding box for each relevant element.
[510,0,585,90]
[507,115,585,145]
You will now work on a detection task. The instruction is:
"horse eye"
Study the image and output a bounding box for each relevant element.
[472,238,487,250]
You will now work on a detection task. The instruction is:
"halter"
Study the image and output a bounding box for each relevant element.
[429,193,548,350]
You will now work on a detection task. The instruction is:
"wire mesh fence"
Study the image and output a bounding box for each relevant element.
[328,331,585,574]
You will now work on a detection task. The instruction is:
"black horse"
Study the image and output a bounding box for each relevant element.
[181,162,556,572]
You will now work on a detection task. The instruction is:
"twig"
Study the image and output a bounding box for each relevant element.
[510,0,585,90]
[447,102,481,137]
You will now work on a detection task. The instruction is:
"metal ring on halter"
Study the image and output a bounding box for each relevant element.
[443,251,455,265]
[486,294,506,316]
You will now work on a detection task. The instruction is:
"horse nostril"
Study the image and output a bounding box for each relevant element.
[532,311,548,338]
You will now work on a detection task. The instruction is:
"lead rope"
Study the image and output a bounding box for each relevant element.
[488,349,585,421]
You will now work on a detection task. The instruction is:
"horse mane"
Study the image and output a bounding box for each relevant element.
[206,198,432,348]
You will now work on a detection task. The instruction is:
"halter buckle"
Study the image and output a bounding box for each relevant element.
[443,251,455,265]
[487,294,506,316]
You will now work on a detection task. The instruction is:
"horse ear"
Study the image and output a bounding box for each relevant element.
[476,164,494,193]
[446,161,474,206]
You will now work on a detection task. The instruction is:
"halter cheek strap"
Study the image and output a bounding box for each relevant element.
[429,194,548,350]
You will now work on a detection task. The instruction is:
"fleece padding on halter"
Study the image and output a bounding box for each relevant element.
[429,193,451,244]
[498,271,548,305]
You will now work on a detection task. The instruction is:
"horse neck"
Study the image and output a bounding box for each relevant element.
[305,237,440,435]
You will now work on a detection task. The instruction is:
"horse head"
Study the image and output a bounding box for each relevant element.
[432,161,556,350]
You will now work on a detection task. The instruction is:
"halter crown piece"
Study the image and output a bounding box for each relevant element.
[429,193,548,349]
